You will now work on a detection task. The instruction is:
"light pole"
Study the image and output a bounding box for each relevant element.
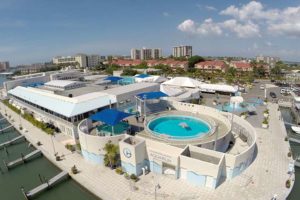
[50,134,56,156]
[231,102,236,131]
[154,184,161,200]
[143,95,147,122]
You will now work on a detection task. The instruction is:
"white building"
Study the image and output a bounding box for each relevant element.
[87,55,102,67]
[131,48,162,60]
[130,49,141,60]
[53,54,87,68]
[256,55,280,68]
[173,45,192,58]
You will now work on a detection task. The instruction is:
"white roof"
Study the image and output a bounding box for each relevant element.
[230,96,244,104]
[135,75,167,83]
[45,80,81,88]
[84,75,108,81]
[199,84,238,93]
[103,82,159,96]
[8,86,116,118]
[162,77,202,88]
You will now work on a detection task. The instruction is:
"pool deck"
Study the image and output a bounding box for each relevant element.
[0,101,294,200]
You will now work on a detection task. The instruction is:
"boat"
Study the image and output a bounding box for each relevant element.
[291,126,300,134]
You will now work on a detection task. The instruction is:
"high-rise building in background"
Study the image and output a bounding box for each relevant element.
[87,55,103,67]
[256,55,280,68]
[130,48,162,60]
[53,54,87,68]
[172,45,192,58]
[130,49,141,60]
[0,61,10,72]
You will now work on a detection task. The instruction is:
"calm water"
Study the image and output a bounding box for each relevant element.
[0,117,99,200]
[148,115,210,139]
[280,107,300,200]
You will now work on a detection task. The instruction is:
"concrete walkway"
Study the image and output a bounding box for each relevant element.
[0,102,294,200]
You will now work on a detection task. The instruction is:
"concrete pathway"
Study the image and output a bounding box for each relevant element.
[0,102,294,200]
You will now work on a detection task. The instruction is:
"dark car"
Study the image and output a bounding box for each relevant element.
[270,92,277,98]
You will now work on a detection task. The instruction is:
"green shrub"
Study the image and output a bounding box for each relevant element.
[262,118,268,125]
[288,151,292,157]
[124,172,130,179]
[264,109,269,114]
[71,165,78,174]
[115,167,124,175]
[130,174,139,182]
[65,143,75,152]
[286,179,291,188]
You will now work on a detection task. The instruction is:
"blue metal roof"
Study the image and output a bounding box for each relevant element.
[136,91,168,100]
[89,108,133,126]
[104,76,123,82]
[135,74,150,78]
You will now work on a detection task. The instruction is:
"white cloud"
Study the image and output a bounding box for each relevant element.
[179,1,300,38]
[177,19,197,33]
[177,18,222,36]
[222,19,260,38]
[163,12,170,17]
[205,6,217,11]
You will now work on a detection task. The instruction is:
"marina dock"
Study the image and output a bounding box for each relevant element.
[5,149,42,169]
[23,171,69,199]
[0,135,25,149]
[0,125,14,133]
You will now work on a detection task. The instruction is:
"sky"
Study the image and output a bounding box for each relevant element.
[1,0,300,66]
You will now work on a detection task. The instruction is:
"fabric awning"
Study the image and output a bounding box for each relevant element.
[89,108,133,126]
[136,91,168,100]
[104,76,123,82]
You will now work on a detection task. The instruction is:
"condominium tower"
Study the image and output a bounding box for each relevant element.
[130,48,162,60]
[172,46,192,58]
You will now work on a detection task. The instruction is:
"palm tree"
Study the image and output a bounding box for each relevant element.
[103,141,119,168]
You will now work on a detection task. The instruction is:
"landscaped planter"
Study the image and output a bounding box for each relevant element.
[262,123,268,128]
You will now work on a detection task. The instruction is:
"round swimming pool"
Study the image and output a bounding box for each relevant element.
[147,115,211,140]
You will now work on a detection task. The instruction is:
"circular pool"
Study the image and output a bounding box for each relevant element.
[147,115,212,140]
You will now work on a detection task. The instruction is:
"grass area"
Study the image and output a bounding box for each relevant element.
[2,99,55,135]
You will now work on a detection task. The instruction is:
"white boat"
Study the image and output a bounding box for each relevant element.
[291,126,300,134]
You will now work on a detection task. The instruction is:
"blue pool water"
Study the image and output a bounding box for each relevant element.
[148,115,211,139]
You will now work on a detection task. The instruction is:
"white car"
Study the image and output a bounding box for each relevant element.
[260,85,265,90]
[280,88,286,94]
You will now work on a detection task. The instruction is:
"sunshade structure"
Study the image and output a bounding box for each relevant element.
[89,108,133,126]
[104,76,123,83]
[162,77,202,88]
[230,96,244,104]
[135,74,150,78]
[136,91,168,100]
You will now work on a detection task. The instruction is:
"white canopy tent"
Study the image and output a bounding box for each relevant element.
[162,77,202,88]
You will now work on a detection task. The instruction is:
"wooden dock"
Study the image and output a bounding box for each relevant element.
[289,137,300,144]
[0,135,25,149]
[5,149,42,169]
[24,171,69,199]
[0,125,13,133]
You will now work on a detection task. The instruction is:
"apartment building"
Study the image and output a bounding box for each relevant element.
[172,46,192,58]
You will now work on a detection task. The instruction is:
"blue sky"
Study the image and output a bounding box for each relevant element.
[1,0,300,65]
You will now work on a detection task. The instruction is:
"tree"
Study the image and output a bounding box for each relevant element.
[103,141,120,168]
[188,55,205,69]
[270,61,284,80]
[121,68,138,76]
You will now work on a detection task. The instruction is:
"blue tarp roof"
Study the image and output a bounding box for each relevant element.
[89,108,133,126]
[135,74,150,78]
[136,91,168,100]
[104,76,123,82]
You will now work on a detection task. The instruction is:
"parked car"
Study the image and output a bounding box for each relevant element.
[280,88,286,94]
[270,92,277,98]
[260,85,265,90]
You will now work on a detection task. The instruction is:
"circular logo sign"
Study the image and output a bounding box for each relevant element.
[123,148,132,158]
